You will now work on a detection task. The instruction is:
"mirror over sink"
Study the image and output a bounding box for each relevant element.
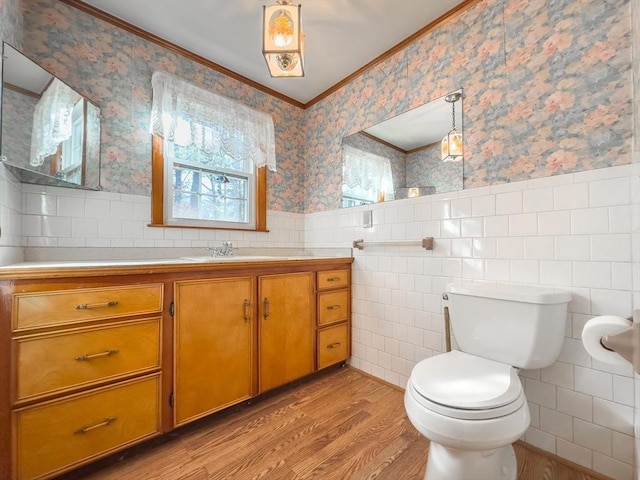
[0,43,101,190]
[342,89,463,208]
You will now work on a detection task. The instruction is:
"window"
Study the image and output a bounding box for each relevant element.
[149,71,275,230]
[57,99,85,184]
[342,145,394,207]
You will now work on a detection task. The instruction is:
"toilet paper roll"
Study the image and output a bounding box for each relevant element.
[581,315,632,366]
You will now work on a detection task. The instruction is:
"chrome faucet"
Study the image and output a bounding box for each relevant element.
[206,241,234,257]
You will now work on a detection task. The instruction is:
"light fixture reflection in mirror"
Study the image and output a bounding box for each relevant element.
[341,89,463,208]
[0,43,101,190]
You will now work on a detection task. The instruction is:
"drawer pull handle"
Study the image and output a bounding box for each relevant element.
[243,299,250,323]
[76,300,118,310]
[76,349,119,361]
[327,305,341,310]
[74,416,117,434]
[326,277,341,282]
[263,298,270,319]
[327,342,341,349]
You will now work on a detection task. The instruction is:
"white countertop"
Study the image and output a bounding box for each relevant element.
[0,255,343,270]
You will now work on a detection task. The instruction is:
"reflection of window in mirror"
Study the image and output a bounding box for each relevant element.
[342,145,395,208]
[48,98,85,183]
[1,43,101,190]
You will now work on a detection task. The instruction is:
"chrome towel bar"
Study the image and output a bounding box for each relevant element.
[352,237,434,250]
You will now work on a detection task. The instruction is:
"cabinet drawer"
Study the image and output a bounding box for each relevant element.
[13,284,164,331]
[317,323,349,369]
[14,374,161,480]
[317,289,349,326]
[14,318,161,403]
[317,270,349,290]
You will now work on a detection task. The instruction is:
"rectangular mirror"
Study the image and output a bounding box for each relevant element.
[1,43,101,190]
[342,89,463,207]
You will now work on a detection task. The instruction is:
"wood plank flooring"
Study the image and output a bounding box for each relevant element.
[59,367,609,480]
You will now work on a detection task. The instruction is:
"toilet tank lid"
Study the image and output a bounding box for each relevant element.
[446,282,571,305]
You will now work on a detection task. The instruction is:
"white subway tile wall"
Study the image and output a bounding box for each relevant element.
[0,164,24,264]
[16,183,305,251]
[305,164,636,480]
[2,163,637,479]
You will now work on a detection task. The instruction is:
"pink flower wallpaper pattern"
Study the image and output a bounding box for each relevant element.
[2,0,633,214]
[303,0,632,212]
[20,0,305,212]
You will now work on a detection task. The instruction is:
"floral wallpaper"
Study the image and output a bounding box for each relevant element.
[0,0,22,50]
[20,0,305,212]
[304,0,632,212]
[406,145,463,194]
[3,0,633,214]
[1,88,35,165]
[0,0,23,164]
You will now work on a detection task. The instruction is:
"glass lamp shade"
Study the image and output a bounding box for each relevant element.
[263,3,304,77]
[441,128,463,162]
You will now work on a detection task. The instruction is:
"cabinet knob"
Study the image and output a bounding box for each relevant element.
[327,342,341,349]
[326,305,341,311]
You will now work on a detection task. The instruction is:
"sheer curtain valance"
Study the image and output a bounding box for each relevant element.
[342,145,393,193]
[30,78,81,166]
[150,70,276,171]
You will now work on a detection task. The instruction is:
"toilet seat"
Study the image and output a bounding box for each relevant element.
[409,350,524,420]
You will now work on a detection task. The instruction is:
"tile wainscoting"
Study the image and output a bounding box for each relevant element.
[2,163,637,479]
[0,164,24,265]
[12,185,305,260]
[306,164,636,480]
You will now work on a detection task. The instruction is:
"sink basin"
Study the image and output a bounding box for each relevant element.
[180,255,283,262]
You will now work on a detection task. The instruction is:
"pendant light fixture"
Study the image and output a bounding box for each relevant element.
[441,91,463,162]
[262,1,305,77]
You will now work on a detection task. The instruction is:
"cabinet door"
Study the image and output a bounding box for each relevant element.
[174,277,254,426]
[259,272,314,392]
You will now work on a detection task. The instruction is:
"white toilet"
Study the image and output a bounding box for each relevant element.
[404,282,571,480]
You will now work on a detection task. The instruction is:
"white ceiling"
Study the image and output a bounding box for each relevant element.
[3,44,51,94]
[81,0,466,105]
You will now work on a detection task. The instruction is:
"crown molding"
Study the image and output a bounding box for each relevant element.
[59,0,479,110]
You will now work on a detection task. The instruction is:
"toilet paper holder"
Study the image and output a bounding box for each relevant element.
[599,315,640,374]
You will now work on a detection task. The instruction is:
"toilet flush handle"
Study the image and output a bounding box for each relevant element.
[442,293,451,353]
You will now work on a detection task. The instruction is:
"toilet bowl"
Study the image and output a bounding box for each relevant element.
[404,282,571,480]
[404,351,530,480]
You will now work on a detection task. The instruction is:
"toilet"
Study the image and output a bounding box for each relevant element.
[404,282,571,480]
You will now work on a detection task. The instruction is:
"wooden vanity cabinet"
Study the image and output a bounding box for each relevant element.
[5,281,164,480]
[173,277,254,425]
[0,257,352,480]
[258,272,314,392]
[316,269,351,369]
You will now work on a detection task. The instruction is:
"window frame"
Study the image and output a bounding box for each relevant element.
[150,135,268,231]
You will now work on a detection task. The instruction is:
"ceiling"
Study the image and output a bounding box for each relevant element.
[80,0,468,105]
[3,44,51,94]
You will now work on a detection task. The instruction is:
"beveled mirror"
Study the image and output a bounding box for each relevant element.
[342,89,463,207]
[1,43,101,190]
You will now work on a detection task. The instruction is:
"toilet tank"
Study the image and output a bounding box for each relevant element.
[446,282,571,369]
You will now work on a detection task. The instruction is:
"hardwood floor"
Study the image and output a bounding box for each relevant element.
[59,367,609,480]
